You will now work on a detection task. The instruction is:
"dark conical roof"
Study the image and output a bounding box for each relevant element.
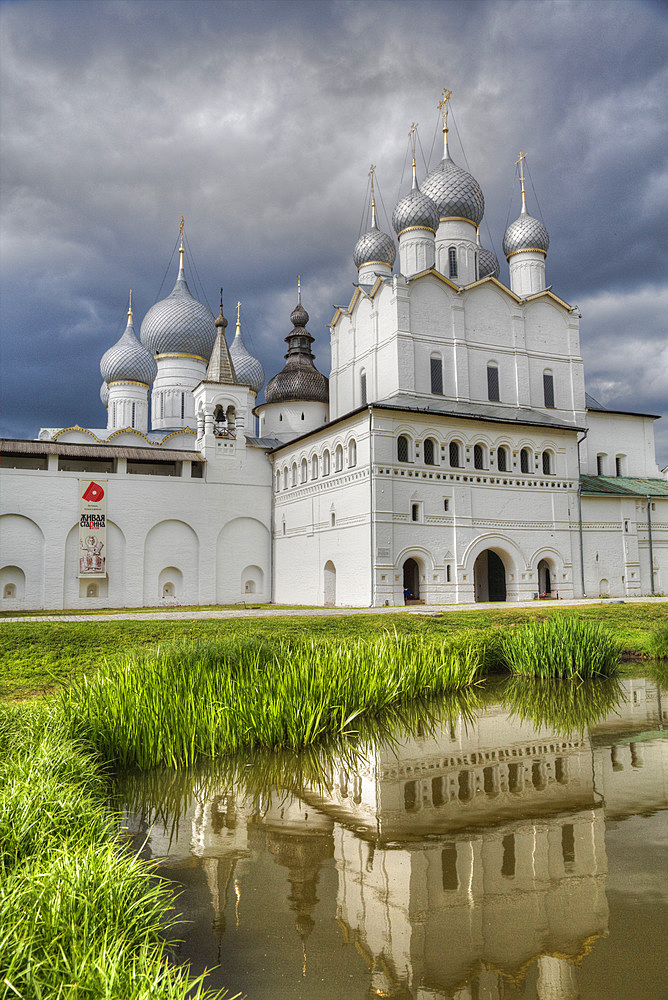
[265,292,328,405]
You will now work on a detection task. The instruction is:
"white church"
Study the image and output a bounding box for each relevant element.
[1,95,666,610]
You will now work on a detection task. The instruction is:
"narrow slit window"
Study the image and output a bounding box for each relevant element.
[448,246,458,279]
[181,392,185,420]
[487,365,500,402]
[543,372,555,409]
[542,451,552,475]
[411,503,419,522]
[360,371,367,405]
[597,454,605,475]
[430,356,443,395]
[615,455,624,476]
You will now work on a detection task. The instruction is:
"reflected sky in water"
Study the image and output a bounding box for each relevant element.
[117,675,668,1000]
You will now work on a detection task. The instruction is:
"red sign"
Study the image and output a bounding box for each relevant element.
[82,481,105,503]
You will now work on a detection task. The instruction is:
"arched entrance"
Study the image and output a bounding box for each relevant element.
[473,550,506,602]
[538,559,552,595]
[324,560,336,606]
[403,558,420,601]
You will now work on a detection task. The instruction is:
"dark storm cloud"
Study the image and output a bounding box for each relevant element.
[1,0,667,465]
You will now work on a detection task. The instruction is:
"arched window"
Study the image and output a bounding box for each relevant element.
[283,466,288,489]
[520,448,530,474]
[596,454,605,475]
[497,446,507,472]
[430,354,443,395]
[543,370,555,409]
[397,435,409,463]
[542,450,553,475]
[449,440,461,468]
[474,443,484,470]
[615,454,625,477]
[424,438,436,465]
[487,364,500,402]
[300,458,308,483]
[323,449,330,476]
[226,406,236,434]
[311,454,319,479]
[448,246,458,279]
[291,462,297,487]
[335,444,344,472]
[348,439,357,467]
[275,470,281,492]
[360,370,367,405]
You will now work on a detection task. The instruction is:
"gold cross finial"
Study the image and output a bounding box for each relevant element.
[236,300,241,326]
[179,216,184,237]
[438,89,452,133]
[128,289,132,319]
[219,287,223,310]
[297,274,301,302]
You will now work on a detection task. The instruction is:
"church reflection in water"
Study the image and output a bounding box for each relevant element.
[122,677,667,1000]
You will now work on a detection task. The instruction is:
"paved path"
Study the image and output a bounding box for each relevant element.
[2,595,666,625]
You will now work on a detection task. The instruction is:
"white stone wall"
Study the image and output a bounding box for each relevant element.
[584,409,663,477]
[0,442,272,610]
[581,494,666,597]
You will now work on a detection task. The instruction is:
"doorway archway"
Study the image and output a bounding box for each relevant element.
[403,558,420,601]
[538,558,552,595]
[473,549,506,602]
[324,561,336,606]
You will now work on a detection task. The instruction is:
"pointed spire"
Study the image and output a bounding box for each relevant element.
[409,122,419,189]
[178,216,185,275]
[369,164,377,228]
[438,88,452,160]
[515,151,528,214]
[205,289,236,384]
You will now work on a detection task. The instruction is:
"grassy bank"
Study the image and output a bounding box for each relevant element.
[2,601,667,701]
[64,634,482,768]
[0,703,231,1000]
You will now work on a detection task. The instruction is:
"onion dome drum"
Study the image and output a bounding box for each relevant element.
[392,184,439,235]
[503,211,549,258]
[478,244,501,279]
[140,263,216,360]
[421,153,484,226]
[100,311,157,386]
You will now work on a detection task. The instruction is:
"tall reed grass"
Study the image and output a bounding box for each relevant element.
[499,615,620,679]
[0,704,232,1000]
[64,634,482,769]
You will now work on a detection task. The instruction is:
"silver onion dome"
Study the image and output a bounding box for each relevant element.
[421,151,484,226]
[478,244,500,279]
[265,293,329,405]
[100,309,157,386]
[229,315,265,394]
[353,224,396,270]
[140,255,216,360]
[392,178,439,236]
[502,208,549,258]
[100,381,109,407]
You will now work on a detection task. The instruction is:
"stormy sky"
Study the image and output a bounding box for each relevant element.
[1,0,667,466]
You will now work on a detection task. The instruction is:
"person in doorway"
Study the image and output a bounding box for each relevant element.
[404,586,412,603]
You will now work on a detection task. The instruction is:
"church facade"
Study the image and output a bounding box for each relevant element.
[1,102,666,610]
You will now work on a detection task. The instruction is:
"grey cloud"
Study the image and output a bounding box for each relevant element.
[1,0,666,465]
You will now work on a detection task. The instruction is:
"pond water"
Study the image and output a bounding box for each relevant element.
[118,674,668,1000]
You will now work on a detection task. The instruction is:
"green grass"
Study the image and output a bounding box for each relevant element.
[649,625,668,659]
[499,616,621,679]
[64,633,483,769]
[0,704,232,1000]
[2,602,667,701]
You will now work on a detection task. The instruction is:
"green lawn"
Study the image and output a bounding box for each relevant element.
[2,602,667,701]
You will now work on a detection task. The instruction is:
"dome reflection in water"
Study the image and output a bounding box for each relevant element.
[117,675,668,1000]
